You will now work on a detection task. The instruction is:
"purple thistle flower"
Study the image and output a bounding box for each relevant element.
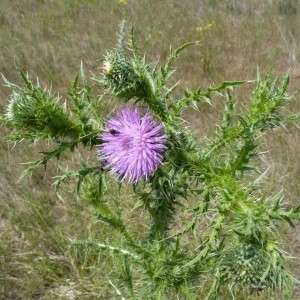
[98,107,167,184]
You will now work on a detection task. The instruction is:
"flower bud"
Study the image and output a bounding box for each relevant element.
[99,49,144,100]
[219,243,275,291]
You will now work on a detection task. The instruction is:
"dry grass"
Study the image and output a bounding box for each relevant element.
[1,0,300,299]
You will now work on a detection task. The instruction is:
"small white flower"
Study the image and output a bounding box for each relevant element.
[102,62,112,75]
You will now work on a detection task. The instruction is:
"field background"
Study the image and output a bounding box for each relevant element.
[0,0,300,299]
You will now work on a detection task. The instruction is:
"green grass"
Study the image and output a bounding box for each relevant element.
[1,0,300,299]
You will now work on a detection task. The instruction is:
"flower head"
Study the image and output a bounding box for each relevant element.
[98,108,167,184]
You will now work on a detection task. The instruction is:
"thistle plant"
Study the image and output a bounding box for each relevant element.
[1,26,300,299]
